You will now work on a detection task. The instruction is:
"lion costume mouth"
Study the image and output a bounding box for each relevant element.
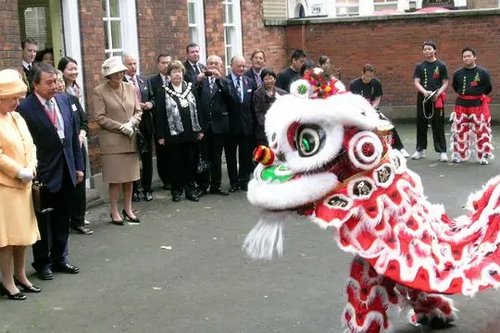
[247,163,340,211]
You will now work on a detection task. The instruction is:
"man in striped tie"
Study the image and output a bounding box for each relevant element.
[123,54,155,202]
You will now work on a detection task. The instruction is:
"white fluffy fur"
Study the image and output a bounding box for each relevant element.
[264,94,390,174]
[242,211,289,260]
[247,168,339,210]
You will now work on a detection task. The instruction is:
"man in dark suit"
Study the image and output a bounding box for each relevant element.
[21,38,38,95]
[123,54,155,202]
[225,55,257,192]
[18,63,84,280]
[149,53,172,190]
[197,55,231,196]
[244,49,266,88]
[183,43,206,85]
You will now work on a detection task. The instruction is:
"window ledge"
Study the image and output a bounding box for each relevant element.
[264,8,500,26]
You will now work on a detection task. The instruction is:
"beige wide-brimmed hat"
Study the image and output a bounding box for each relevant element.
[0,69,27,98]
[101,56,127,77]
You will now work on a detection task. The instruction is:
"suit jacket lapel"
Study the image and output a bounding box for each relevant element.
[54,95,70,137]
[31,96,59,138]
[107,83,128,112]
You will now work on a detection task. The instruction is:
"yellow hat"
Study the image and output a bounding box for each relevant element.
[0,69,27,98]
[101,56,127,77]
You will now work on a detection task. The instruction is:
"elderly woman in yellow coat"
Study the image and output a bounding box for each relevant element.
[94,56,142,224]
[0,69,40,300]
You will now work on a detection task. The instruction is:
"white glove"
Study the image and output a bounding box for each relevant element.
[119,122,134,137]
[17,168,34,184]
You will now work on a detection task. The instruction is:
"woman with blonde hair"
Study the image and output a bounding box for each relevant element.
[0,69,40,300]
[94,56,142,224]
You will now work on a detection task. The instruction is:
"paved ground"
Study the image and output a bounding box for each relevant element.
[2,125,500,333]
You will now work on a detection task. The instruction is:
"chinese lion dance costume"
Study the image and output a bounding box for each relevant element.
[243,69,500,333]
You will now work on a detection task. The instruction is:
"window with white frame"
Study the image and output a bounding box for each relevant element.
[373,0,398,11]
[223,0,243,72]
[102,0,139,59]
[187,0,206,62]
[336,0,359,17]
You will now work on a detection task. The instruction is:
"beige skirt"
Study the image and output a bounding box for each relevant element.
[101,153,140,184]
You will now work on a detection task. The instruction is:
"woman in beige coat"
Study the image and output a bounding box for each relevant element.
[94,56,142,224]
[0,69,40,300]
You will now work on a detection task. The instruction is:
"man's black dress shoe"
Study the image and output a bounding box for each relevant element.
[240,183,248,191]
[71,226,94,235]
[14,277,41,293]
[209,187,229,196]
[132,192,140,202]
[186,193,200,202]
[229,185,239,193]
[52,263,80,274]
[172,194,181,202]
[144,191,153,202]
[0,283,26,300]
[196,187,208,197]
[36,269,53,280]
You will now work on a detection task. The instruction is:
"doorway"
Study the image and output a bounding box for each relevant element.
[18,0,64,67]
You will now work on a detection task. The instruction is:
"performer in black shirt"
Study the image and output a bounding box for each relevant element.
[349,64,409,157]
[412,40,449,162]
[451,47,493,165]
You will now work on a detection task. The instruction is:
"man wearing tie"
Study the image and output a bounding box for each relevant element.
[21,38,38,95]
[149,53,172,190]
[244,49,266,88]
[123,54,155,202]
[18,63,84,280]
[225,55,257,192]
[183,43,206,85]
[197,55,231,196]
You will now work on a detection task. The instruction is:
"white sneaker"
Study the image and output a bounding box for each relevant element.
[411,150,425,160]
[439,153,448,162]
[399,149,410,158]
[84,220,91,225]
[453,156,462,163]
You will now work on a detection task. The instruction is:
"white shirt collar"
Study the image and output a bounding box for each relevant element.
[22,60,32,70]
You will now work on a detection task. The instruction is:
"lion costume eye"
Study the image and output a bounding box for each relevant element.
[296,125,325,157]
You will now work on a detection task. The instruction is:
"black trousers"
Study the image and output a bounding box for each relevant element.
[33,166,74,271]
[199,129,226,189]
[70,146,87,228]
[415,94,446,153]
[155,140,171,186]
[225,133,255,187]
[166,141,197,196]
[391,127,404,150]
[133,131,154,193]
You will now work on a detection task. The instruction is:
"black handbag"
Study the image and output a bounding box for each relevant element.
[32,181,53,214]
[136,129,149,155]
[197,155,210,174]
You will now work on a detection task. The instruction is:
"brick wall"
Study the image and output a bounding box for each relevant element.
[284,12,500,106]
[136,0,189,75]
[79,0,107,174]
[0,2,22,70]
[241,0,287,74]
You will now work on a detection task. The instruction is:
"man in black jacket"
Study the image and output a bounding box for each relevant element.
[123,54,155,202]
[183,43,206,85]
[149,53,172,190]
[225,55,257,192]
[197,55,231,195]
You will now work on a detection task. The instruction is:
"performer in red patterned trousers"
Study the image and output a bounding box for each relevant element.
[451,46,493,165]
